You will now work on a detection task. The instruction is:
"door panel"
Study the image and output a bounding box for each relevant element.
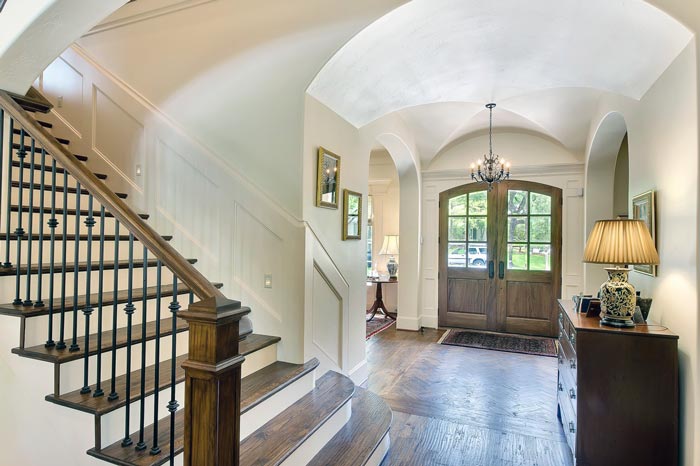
[439,180,562,337]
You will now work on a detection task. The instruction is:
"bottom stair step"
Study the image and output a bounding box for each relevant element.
[308,388,392,466]
[86,357,322,466]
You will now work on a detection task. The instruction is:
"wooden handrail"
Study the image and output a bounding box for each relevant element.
[0,90,225,301]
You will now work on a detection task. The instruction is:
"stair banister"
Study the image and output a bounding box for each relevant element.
[0,89,249,466]
[0,90,222,300]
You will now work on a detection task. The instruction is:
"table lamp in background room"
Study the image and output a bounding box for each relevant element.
[583,219,659,327]
[379,235,399,280]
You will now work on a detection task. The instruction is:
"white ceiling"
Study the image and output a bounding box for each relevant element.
[308,0,692,162]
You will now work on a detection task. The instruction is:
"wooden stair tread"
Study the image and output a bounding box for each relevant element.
[239,371,355,465]
[11,204,149,219]
[241,358,318,413]
[239,333,280,356]
[12,132,71,145]
[0,258,196,277]
[46,353,188,415]
[11,160,107,179]
[308,388,392,466]
[13,316,190,364]
[87,356,322,466]
[0,232,172,242]
[0,282,222,318]
[12,180,128,198]
[37,120,53,129]
[45,340,296,417]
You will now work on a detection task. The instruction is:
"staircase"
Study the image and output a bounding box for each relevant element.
[0,89,391,466]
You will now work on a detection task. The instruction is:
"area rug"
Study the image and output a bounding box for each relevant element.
[440,329,557,357]
[366,314,395,340]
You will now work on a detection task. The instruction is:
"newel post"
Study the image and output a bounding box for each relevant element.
[179,296,250,466]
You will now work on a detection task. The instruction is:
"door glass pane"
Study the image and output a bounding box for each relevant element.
[530,245,551,271]
[448,242,467,268]
[508,190,528,215]
[449,195,467,215]
[448,217,467,241]
[468,191,487,215]
[468,217,487,241]
[530,193,551,215]
[507,244,528,270]
[508,217,528,242]
[468,243,488,268]
[530,217,551,243]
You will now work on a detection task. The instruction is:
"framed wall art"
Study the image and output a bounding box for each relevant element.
[632,190,656,276]
[342,189,362,240]
[316,147,341,209]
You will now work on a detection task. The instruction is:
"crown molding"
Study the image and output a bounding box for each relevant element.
[422,163,585,182]
[84,0,216,36]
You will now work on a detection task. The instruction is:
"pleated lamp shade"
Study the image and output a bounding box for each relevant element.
[379,235,400,256]
[583,219,659,265]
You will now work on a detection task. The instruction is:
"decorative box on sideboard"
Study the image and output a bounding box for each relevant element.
[556,299,679,466]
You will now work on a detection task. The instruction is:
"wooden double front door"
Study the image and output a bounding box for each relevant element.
[438,180,562,337]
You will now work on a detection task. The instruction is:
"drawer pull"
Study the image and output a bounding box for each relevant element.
[569,388,576,400]
[558,382,563,392]
[569,421,576,433]
[570,359,576,369]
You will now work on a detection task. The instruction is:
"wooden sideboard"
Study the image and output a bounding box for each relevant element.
[556,299,679,466]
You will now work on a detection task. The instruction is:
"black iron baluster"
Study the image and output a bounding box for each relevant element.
[189,291,194,306]
[93,205,106,398]
[150,259,162,455]
[35,148,47,308]
[122,233,135,447]
[136,247,148,451]
[44,159,58,348]
[22,137,36,306]
[108,220,120,401]
[45,158,57,347]
[12,129,27,305]
[56,170,69,350]
[167,276,180,466]
[3,118,14,268]
[69,181,81,352]
[80,194,95,394]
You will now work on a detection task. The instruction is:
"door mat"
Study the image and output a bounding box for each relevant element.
[366,314,395,340]
[440,329,557,357]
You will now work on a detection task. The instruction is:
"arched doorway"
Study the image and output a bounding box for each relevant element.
[438,180,562,337]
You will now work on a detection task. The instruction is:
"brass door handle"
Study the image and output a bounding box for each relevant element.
[498,261,505,279]
[488,260,494,279]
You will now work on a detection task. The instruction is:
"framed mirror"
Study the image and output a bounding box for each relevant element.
[316,147,341,208]
[343,189,362,240]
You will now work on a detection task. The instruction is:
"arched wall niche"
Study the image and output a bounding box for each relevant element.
[583,111,628,293]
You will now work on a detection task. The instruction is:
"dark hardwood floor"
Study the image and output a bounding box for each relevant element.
[365,327,573,466]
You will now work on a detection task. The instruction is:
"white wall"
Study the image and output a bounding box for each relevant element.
[421,132,585,328]
[585,41,699,466]
[36,46,307,364]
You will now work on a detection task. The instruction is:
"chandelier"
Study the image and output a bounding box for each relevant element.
[470,103,510,190]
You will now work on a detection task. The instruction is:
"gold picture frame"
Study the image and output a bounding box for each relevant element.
[342,189,362,240]
[316,147,341,209]
[632,190,656,276]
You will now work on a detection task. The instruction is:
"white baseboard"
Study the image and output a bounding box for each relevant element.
[396,315,421,331]
[348,359,368,386]
[420,315,438,329]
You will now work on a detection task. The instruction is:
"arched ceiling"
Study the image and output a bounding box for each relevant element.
[308,0,693,162]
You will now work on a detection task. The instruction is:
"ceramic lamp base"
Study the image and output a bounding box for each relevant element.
[599,267,636,328]
[387,256,398,279]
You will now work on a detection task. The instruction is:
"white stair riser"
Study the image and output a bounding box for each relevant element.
[366,433,391,466]
[2,237,147,264]
[240,370,315,439]
[279,399,352,466]
[6,211,123,235]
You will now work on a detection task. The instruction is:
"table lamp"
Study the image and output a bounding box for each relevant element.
[379,235,399,280]
[583,219,659,327]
